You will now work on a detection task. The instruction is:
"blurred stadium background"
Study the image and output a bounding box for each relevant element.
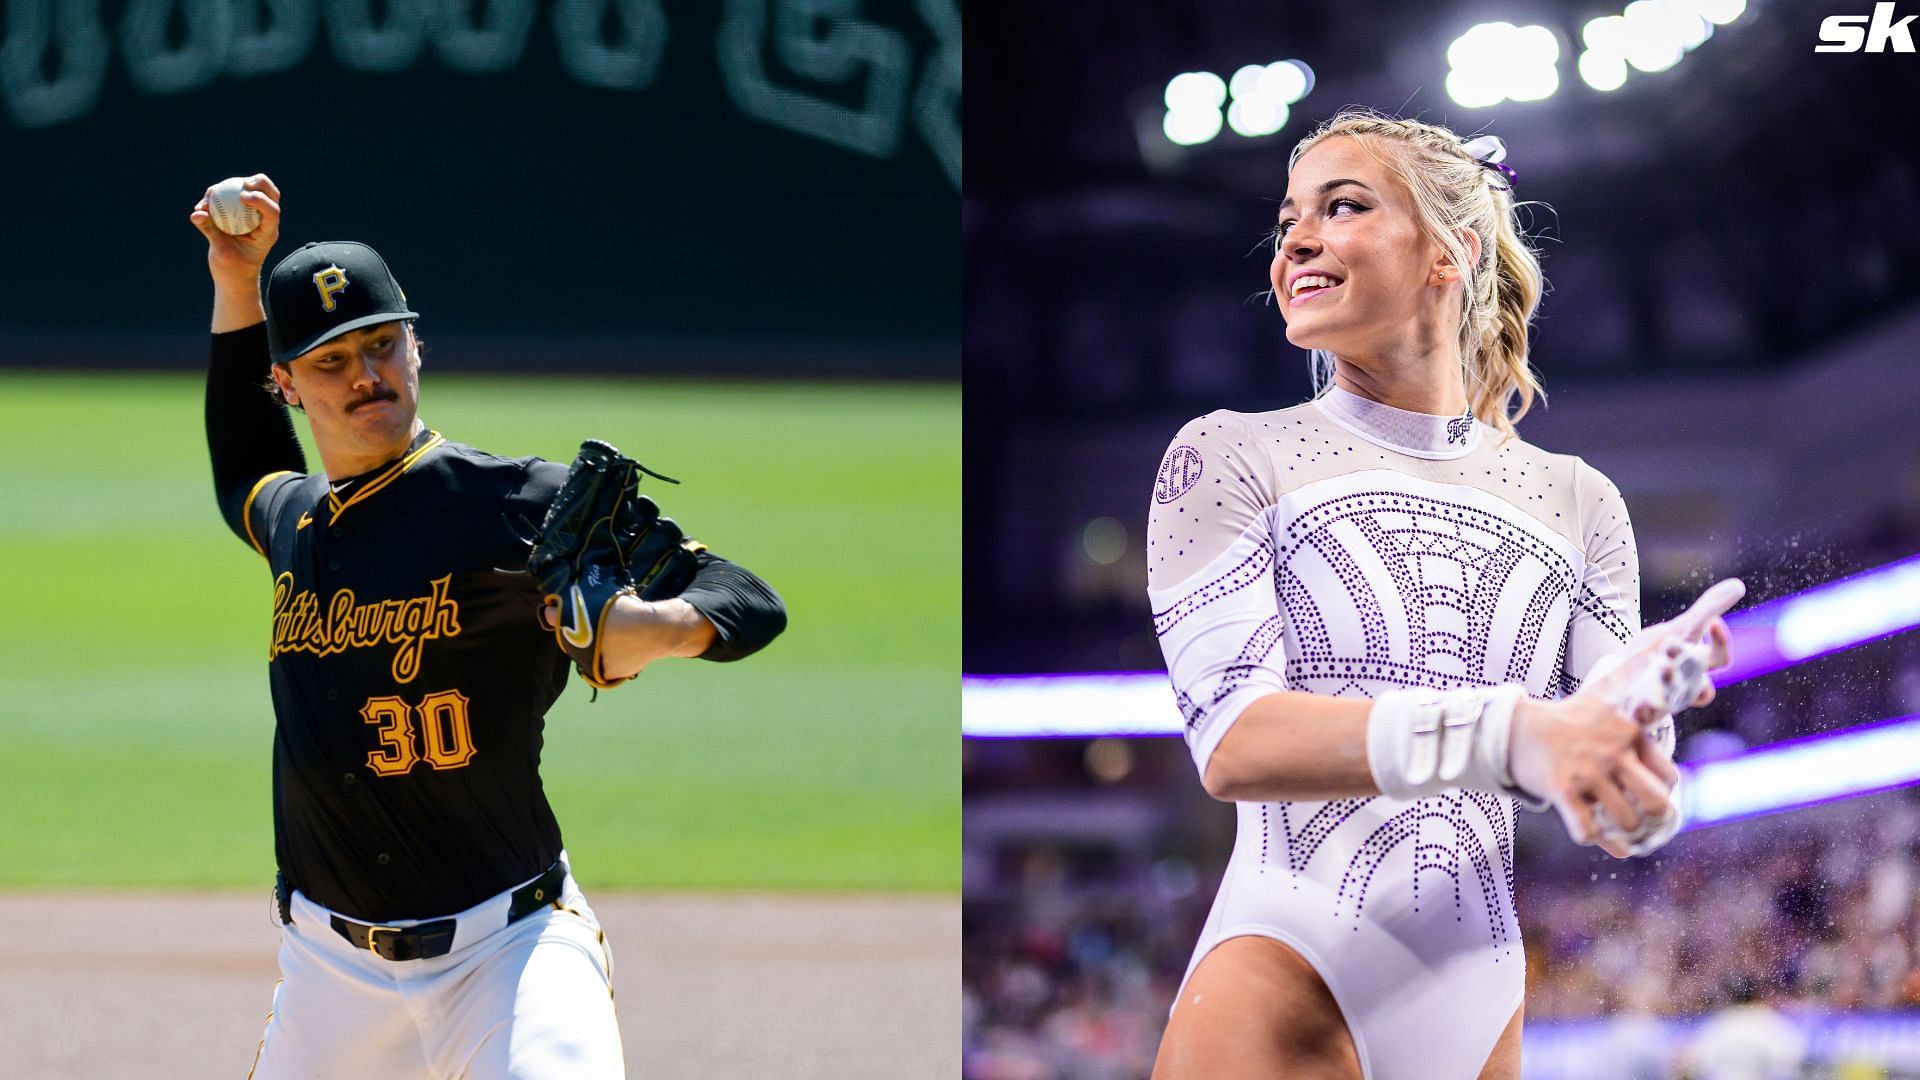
[0,2,956,1075]
[963,2,1920,1077]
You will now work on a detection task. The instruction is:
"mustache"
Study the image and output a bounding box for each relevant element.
[349,388,400,412]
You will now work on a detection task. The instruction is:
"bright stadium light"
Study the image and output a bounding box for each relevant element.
[1162,71,1228,146]
[964,551,1920,739]
[1506,61,1559,102]
[1581,0,1733,93]
[1516,23,1561,61]
[1157,60,1311,147]
[1775,557,1920,662]
[964,688,1920,831]
[1620,0,1688,71]
[1653,0,1714,48]
[1447,21,1511,69]
[1227,98,1288,138]
[1264,60,1314,104]
[1164,71,1226,112]
[1578,49,1630,91]
[1628,0,1710,51]
[1684,714,1920,829]
[1583,14,1632,52]
[1216,60,1308,139]
[1446,66,1509,109]
[1164,107,1224,146]
[962,673,1182,738]
[1714,553,1920,682]
[1229,64,1267,103]
[1446,22,1561,108]
[1620,33,1685,72]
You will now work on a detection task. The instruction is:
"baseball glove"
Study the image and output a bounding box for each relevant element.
[527,439,703,689]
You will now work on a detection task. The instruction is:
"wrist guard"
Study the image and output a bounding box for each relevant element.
[1367,685,1541,806]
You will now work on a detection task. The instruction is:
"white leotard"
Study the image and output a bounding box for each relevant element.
[1148,386,1642,1080]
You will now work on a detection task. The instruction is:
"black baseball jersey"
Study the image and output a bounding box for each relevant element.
[206,323,786,922]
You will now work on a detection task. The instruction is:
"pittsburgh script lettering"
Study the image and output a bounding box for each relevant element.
[270,573,462,683]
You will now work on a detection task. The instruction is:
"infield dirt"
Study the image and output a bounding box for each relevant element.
[0,891,957,1078]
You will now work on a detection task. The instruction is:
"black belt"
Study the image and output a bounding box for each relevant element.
[329,861,569,962]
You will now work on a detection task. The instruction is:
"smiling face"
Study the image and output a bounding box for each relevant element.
[1271,137,1454,361]
[272,321,422,473]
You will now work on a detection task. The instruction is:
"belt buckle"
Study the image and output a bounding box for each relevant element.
[366,924,403,960]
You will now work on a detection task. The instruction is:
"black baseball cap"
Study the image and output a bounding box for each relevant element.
[265,241,419,363]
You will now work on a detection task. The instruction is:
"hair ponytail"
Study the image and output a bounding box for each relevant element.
[1469,200,1545,431]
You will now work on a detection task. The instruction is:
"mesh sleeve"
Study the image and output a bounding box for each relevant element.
[1561,459,1641,694]
[1559,464,1681,760]
[1146,412,1287,773]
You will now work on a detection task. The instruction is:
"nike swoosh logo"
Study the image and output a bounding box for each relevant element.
[561,585,594,649]
[297,513,313,529]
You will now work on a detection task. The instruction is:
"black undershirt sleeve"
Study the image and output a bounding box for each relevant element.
[680,551,787,662]
[206,323,305,541]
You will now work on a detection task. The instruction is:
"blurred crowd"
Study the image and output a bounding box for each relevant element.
[1527,797,1920,1021]
[963,786,1920,1080]
[962,844,1194,1080]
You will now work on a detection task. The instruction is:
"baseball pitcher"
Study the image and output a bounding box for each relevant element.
[192,174,787,1078]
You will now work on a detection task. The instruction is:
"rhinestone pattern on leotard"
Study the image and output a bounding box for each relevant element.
[1151,399,1642,1062]
[1277,490,1579,673]
[1151,402,1639,964]
[1259,489,1587,945]
[1152,539,1275,636]
[1327,790,1519,951]
[1171,616,1290,733]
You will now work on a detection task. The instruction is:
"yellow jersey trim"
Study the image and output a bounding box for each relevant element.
[326,431,445,524]
[242,471,296,558]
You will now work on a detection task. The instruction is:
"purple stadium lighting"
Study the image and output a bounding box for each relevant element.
[1713,552,1920,683]
[961,676,1920,825]
[963,551,1920,740]
[1682,713,1920,830]
[961,672,1179,738]
[966,552,1920,825]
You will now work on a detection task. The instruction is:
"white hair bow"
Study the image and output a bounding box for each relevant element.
[1459,135,1515,190]
[1459,134,1507,163]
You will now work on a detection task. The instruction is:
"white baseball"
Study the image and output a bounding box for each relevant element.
[207,176,262,235]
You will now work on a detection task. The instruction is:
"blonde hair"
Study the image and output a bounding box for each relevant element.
[1286,108,1546,436]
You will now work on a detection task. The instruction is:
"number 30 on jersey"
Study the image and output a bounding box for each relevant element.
[360,691,477,776]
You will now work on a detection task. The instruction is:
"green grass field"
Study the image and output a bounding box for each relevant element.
[0,371,957,893]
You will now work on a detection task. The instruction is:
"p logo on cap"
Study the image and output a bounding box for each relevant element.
[313,265,351,312]
[264,241,418,363]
